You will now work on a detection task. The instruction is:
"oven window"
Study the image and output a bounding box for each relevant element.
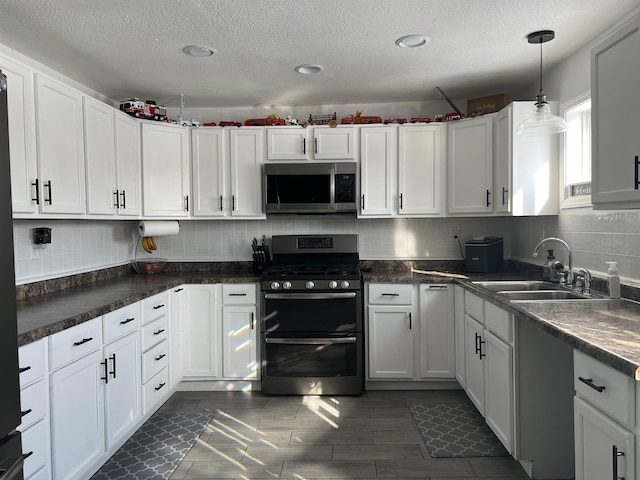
[266,174,330,204]
[263,296,359,333]
[264,338,358,377]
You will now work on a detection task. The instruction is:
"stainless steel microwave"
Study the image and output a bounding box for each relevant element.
[264,162,358,214]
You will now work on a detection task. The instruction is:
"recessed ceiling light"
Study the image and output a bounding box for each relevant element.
[295,64,324,74]
[182,45,216,57]
[395,34,430,48]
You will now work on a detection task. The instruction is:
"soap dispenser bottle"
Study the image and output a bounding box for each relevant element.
[543,249,555,282]
[606,261,620,299]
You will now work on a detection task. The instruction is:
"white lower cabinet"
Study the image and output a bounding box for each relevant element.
[169,285,186,388]
[18,339,50,480]
[574,349,636,480]
[183,284,221,378]
[462,291,515,455]
[140,299,170,414]
[221,284,259,380]
[366,283,454,383]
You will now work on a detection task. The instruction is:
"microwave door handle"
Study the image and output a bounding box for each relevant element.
[329,167,336,210]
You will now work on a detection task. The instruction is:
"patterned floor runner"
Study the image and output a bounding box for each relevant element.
[91,411,211,479]
[409,401,509,458]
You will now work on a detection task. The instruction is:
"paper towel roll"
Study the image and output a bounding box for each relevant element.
[138,221,180,237]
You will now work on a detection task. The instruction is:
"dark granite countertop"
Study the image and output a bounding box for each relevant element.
[18,263,640,382]
[17,271,259,346]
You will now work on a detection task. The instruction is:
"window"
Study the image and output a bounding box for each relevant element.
[560,94,591,208]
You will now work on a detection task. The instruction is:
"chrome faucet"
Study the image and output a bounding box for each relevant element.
[533,237,573,285]
[578,268,592,295]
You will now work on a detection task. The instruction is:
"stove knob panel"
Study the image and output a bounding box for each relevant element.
[270,281,281,290]
[283,281,292,290]
[340,280,350,289]
[305,281,315,289]
[328,280,338,289]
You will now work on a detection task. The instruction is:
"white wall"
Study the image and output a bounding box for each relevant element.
[510,7,640,286]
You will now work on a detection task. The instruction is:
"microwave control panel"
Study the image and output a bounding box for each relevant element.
[336,174,356,203]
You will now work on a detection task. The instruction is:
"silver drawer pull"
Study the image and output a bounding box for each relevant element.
[578,376,606,393]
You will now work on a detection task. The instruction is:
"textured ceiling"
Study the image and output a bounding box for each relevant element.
[0,0,638,107]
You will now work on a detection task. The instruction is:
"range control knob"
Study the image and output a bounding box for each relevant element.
[340,280,350,289]
[328,280,338,289]
[305,281,315,289]
[270,281,280,290]
[283,281,292,290]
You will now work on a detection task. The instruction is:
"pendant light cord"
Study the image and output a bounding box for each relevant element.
[538,38,544,96]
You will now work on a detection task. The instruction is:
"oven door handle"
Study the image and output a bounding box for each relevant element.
[265,337,357,345]
[264,292,357,300]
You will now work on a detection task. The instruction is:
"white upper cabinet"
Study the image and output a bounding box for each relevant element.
[266,127,308,160]
[34,74,86,214]
[228,127,265,218]
[448,115,494,215]
[494,102,559,216]
[1,55,38,215]
[112,111,142,216]
[191,128,227,217]
[359,125,395,216]
[398,124,445,216]
[84,97,116,215]
[591,14,640,208]
[141,122,190,217]
[312,126,355,160]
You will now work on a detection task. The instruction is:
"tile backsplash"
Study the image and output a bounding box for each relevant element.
[13,208,640,287]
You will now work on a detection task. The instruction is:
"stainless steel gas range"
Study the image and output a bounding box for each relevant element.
[260,234,363,396]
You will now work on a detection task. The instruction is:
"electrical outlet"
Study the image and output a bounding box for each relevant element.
[450,226,461,242]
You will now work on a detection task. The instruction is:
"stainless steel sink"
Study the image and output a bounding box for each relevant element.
[472,280,563,292]
[472,280,608,302]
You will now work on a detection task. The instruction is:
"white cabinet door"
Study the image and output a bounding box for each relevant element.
[1,56,38,214]
[591,17,640,208]
[359,126,395,216]
[454,286,466,387]
[104,332,141,450]
[191,128,227,216]
[483,330,514,454]
[229,127,265,217]
[464,313,485,414]
[574,396,635,480]
[34,74,86,214]
[113,111,142,216]
[84,96,116,215]
[141,122,190,217]
[169,285,185,388]
[494,102,559,216]
[367,305,414,379]
[222,305,258,379]
[312,126,355,160]
[50,349,104,480]
[266,127,308,160]
[419,284,454,378]
[183,285,221,378]
[398,124,445,216]
[448,116,494,215]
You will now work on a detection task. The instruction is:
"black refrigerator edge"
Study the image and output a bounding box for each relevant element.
[0,69,25,479]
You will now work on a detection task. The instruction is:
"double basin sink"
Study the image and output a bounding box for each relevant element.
[472,280,607,302]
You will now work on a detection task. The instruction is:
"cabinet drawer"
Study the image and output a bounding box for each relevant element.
[141,291,169,324]
[484,301,513,343]
[368,284,413,305]
[103,302,140,343]
[222,283,256,304]
[22,419,48,479]
[141,315,168,352]
[49,317,102,371]
[574,349,635,427]
[18,339,47,387]
[142,340,169,384]
[142,368,169,414]
[19,380,46,431]
[464,291,484,323]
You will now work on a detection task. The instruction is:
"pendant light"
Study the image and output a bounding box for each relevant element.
[516,30,567,136]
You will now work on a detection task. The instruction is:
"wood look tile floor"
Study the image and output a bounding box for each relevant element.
[151,389,547,480]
